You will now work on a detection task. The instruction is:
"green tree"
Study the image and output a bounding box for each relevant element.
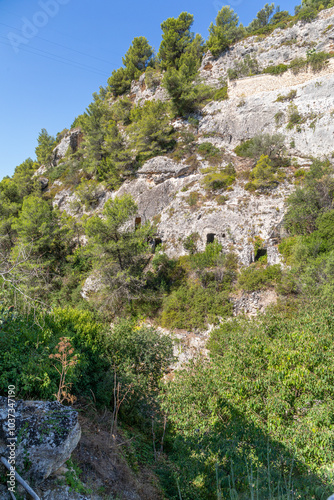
[163,53,213,116]
[85,194,154,313]
[108,37,154,97]
[108,67,131,97]
[207,6,245,57]
[122,36,154,81]
[13,195,59,258]
[35,128,56,165]
[247,3,278,32]
[284,159,334,235]
[80,96,113,176]
[129,100,174,161]
[158,12,195,70]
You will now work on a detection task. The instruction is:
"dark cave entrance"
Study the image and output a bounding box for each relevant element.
[206,233,215,245]
[254,248,267,262]
[135,217,141,229]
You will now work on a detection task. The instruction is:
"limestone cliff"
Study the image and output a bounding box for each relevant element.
[50,7,334,267]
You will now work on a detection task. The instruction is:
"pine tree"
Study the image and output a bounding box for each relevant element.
[35,129,56,166]
[158,12,195,70]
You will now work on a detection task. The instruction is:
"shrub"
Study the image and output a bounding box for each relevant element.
[197,142,224,165]
[160,282,232,330]
[201,162,236,191]
[296,6,317,22]
[0,308,109,402]
[237,263,282,291]
[289,57,307,74]
[189,240,224,269]
[307,51,330,72]
[286,103,305,129]
[234,133,286,165]
[274,111,284,126]
[227,55,259,80]
[185,191,202,207]
[275,89,297,102]
[183,232,200,254]
[263,63,288,75]
[213,85,228,101]
[245,155,278,191]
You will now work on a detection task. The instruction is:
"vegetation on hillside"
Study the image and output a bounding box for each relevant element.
[2,1,334,497]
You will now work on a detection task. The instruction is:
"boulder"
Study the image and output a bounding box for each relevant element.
[0,397,81,482]
[137,156,197,184]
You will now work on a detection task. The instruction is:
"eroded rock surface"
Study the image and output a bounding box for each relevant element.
[52,128,83,166]
[0,397,81,483]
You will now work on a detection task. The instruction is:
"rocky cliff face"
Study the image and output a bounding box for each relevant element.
[50,7,334,267]
[200,6,334,87]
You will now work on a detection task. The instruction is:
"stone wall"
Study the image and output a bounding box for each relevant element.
[229,59,334,99]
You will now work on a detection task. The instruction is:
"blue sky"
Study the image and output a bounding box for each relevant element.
[0,0,295,179]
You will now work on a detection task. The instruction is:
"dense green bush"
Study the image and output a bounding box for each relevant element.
[160,243,235,329]
[284,159,334,235]
[0,308,108,402]
[197,142,224,165]
[307,50,331,72]
[213,85,228,101]
[160,300,334,499]
[160,282,231,329]
[263,63,288,74]
[237,262,282,291]
[234,133,286,165]
[201,162,236,191]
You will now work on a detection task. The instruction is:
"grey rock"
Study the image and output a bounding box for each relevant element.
[38,177,49,190]
[52,128,83,166]
[199,7,334,88]
[0,397,81,483]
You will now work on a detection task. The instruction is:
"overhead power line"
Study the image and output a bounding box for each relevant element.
[0,21,118,66]
[0,35,110,78]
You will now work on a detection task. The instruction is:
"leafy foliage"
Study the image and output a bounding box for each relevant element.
[206,6,245,57]
[235,133,286,166]
[35,129,56,166]
[129,100,174,161]
[201,162,236,191]
[108,37,154,96]
[85,194,154,314]
[158,12,195,70]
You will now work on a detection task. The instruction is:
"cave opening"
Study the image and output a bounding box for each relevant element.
[206,233,215,245]
[135,217,141,229]
[254,248,267,261]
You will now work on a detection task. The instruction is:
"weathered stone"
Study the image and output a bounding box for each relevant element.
[0,397,81,483]
[33,165,47,178]
[52,128,83,166]
[232,289,278,317]
[199,7,334,88]
[38,177,49,190]
[137,156,197,183]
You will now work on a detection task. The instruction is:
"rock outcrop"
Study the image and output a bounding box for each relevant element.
[111,155,294,265]
[200,7,334,87]
[48,7,334,268]
[0,397,81,483]
[52,128,83,166]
